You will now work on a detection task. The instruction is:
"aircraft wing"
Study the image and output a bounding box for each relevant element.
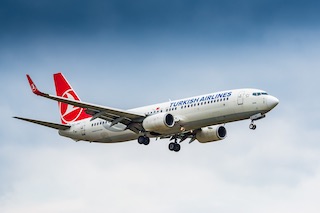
[26,75,145,130]
[14,116,70,130]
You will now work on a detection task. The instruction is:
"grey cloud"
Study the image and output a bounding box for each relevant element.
[1,0,320,40]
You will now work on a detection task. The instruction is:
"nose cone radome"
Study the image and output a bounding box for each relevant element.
[268,96,279,109]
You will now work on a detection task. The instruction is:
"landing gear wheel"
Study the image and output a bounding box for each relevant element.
[138,136,144,144]
[173,143,181,152]
[168,142,181,152]
[249,124,257,130]
[143,137,150,145]
[138,136,150,145]
[168,142,175,151]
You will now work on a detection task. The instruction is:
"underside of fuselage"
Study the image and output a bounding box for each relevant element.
[59,107,270,144]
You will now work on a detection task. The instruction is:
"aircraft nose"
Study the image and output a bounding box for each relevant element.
[267,96,279,109]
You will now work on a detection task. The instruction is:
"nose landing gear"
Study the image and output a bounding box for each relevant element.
[249,123,257,130]
[249,113,266,130]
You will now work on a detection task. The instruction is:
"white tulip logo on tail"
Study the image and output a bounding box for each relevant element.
[59,89,84,124]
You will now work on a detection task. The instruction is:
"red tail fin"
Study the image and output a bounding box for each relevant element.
[53,73,91,124]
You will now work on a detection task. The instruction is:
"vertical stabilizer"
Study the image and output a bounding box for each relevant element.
[53,73,91,124]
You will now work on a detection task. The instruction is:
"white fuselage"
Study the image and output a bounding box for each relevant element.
[59,88,278,143]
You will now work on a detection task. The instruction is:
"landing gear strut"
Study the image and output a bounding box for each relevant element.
[168,138,181,152]
[138,136,150,145]
[249,113,266,130]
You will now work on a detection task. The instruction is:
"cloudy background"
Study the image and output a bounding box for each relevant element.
[1,0,320,212]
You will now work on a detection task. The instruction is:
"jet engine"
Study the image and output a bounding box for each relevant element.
[142,113,175,132]
[196,125,227,143]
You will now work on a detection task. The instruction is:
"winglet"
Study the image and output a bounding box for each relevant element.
[26,74,43,96]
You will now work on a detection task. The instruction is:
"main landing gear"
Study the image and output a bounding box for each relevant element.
[168,138,181,152]
[138,136,150,145]
[138,135,182,152]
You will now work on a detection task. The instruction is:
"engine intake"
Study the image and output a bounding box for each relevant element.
[142,113,175,133]
[196,125,227,143]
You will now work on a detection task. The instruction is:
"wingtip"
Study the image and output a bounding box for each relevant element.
[26,74,43,95]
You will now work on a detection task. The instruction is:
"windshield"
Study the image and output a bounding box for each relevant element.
[252,92,268,96]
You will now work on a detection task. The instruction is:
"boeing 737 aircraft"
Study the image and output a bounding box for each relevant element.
[14,73,279,152]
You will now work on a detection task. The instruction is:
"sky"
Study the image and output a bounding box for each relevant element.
[1,0,320,212]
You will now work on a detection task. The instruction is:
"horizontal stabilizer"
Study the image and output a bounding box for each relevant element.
[13,116,70,130]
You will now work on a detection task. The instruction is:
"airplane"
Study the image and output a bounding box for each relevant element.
[14,73,279,152]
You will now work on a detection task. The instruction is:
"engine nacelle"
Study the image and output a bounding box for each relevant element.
[196,126,227,143]
[142,113,175,132]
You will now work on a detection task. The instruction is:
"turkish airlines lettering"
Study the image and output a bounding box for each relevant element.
[14,73,279,152]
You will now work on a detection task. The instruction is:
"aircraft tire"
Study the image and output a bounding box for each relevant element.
[168,142,175,151]
[169,143,180,152]
[143,137,150,145]
[249,124,257,130]
[173,143,181,152]
[138,136,145,144]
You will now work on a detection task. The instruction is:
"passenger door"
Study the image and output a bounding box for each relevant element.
[237,91,245,105]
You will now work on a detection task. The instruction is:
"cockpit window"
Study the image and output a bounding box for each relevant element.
[253,92,268,96]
